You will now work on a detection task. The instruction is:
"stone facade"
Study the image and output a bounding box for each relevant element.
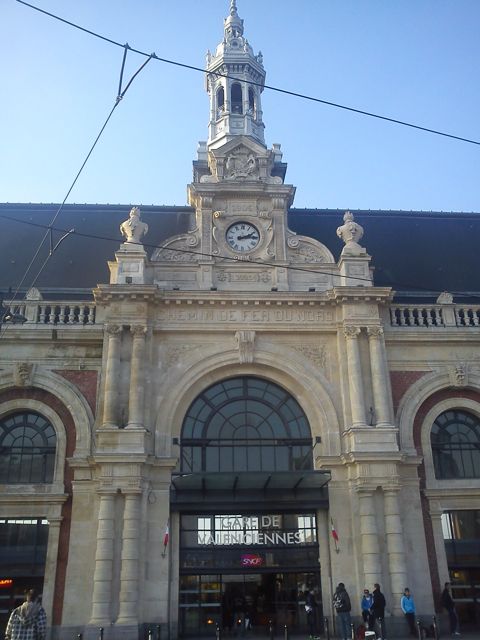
[1,3,479,639]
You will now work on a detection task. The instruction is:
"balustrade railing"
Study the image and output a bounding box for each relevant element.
[2,301,96,325]
[390,304,480,328]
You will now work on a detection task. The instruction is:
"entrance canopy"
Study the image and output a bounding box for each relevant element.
[171,470,330,512]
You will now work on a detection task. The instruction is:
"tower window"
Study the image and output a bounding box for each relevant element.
[216,86,225,115]
[248,87,255,114]
[231,83,243,114]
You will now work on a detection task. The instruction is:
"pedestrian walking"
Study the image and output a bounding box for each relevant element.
[5,588,47,640]
[361,589,373,629]
[333,582,351,640]
[305,589,318,639]
[441,582,460,636]
[370,583,386,639]
[400,588,416,637]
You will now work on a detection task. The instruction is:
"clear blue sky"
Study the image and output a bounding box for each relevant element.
[2,0,479,211]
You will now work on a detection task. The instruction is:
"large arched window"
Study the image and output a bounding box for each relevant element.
[431,410,480,479]
[0,411,56,483]
[181,376,313,473]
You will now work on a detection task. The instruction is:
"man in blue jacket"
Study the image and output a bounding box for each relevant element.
[400,588,416,637]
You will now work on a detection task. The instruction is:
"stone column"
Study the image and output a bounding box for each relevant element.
[344,326,367,426]
[117,492,142,625]
[89,493,116,625]
[102,324,122,428]
[367,326,392,426]
[358,490,382,587]
[127,324,147,428]
[384,488,409,610]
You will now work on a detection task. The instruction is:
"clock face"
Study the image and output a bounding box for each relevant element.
[226,222,260,252]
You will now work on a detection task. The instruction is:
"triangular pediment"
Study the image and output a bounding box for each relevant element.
[210,136,269,160]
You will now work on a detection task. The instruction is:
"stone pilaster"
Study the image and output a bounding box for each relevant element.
[127,325,147,428]
[358,490,382,586]
[42,517,62,628]
[89,493,116,625]
[367,326,392,426]
[102,324,122,428]
[384,488,408,611]
[117,492,142,625]
[344,326,367,427]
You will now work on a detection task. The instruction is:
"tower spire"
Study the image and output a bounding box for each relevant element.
[204,0,266,149]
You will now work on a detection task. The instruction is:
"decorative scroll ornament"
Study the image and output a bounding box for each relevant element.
[120,206,149,245]
[235,330,256,364]
[336,211,365,256]
[14,362,34,387]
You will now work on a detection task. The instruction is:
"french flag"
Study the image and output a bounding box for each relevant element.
[163,519,170,549]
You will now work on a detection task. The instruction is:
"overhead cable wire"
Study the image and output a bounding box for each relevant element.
[15,0,480,147]
[0,212,475,298]
[0,46,153,337]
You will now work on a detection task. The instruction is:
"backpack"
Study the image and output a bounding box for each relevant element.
[333,593,345,610]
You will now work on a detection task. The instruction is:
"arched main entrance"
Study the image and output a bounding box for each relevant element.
[172,377,330,637]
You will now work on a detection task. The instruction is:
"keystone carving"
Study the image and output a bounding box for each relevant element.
[235,330,256,364]
[13,362,34,387]
[449,363,468,388]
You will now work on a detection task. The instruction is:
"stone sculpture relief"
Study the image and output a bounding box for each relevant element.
[336,211,365,256]
[225,150,259,180]
[120,207,148,245]
[25,287,42,300]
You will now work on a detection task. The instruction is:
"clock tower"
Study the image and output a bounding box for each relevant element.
[151,1,340,292]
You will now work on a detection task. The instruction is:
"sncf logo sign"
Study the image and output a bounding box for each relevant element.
[241,554,264,567]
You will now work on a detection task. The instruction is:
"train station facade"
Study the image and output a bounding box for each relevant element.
[1,2,479,638]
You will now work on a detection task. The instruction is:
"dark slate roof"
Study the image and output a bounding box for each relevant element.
[1,203,479,301]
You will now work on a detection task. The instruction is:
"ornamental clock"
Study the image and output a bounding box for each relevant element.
[226,222,260,252]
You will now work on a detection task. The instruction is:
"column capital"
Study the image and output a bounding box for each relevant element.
[130,324,147,337]
[383,484,401,495]
[344,325,361,339]
[366,325,384,338]
[105,323,122,336]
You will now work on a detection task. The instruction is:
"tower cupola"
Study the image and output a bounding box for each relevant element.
[205,0,266,149]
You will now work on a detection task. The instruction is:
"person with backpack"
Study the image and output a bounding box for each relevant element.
[333,582,352,640]
[371,583,387,639]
